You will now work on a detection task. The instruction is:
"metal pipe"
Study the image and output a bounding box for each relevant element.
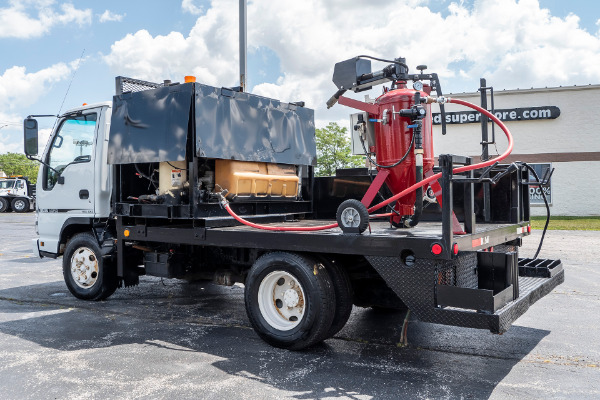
[239,0,247,92]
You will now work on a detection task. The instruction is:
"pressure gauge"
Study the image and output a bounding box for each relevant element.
[413,81,424,91]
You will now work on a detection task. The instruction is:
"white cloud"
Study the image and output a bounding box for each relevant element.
[0,62,74,154]
[104,1,239,86]
[182,0,203,15]
[104,0,600,126]
[0,110,28,153]
[0,63,72,111]
[0,132,22,154]
[99,10,125,23]
[0,0,92,39]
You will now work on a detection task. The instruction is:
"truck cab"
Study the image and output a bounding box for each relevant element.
[0,176,35,213]
[30,102,113,257]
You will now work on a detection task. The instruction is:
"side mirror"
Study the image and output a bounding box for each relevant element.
[23,118,39,156]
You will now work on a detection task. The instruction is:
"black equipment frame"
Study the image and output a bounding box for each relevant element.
[109,75,563,336]
[113,153,563,334]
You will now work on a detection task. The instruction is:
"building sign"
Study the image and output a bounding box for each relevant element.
[432,106,560,125]
[528,163,552,205]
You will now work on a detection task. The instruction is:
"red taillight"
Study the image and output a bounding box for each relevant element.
[431,243,443,255]
[527,225,531,234]
[453,243,459,255]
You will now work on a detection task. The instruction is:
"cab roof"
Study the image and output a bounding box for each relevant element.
[61,101,112,116]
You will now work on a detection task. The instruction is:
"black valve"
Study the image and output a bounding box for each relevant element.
[417,65,427,73]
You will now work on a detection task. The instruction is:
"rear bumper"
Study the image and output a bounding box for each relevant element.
[366,254,564,334]
[437,265,564,333]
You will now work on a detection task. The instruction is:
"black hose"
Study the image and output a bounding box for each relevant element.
[522,163,550,259]
[134,163,158,189]
[166,161,188,171]
[406,165,423,227]
[326,89,347,109]
[360,132,414,169]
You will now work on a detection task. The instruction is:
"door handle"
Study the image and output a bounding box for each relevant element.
[79,190,89,199]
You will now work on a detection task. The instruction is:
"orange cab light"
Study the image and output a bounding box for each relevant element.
[82,103,88,106]
[184,75,196,83]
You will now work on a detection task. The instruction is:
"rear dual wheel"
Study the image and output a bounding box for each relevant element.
[0,198,9,213]
[244,252,352,350]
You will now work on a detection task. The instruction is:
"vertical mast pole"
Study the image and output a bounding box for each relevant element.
[239,0,247,92]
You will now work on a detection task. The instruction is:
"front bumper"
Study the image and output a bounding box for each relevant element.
[31,238,42,259]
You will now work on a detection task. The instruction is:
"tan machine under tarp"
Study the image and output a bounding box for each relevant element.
[215,160,298,199]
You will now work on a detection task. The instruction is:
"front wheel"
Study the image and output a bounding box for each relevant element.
[11,197,29,213]
[244,252,336,350]
[63,232,118,301]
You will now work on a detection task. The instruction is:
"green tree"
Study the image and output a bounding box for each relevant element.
[0,153,40,184]
[315,122,364,176]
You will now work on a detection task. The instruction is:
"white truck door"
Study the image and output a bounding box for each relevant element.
[36,110,99,254]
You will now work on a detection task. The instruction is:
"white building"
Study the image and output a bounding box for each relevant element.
[433,84,600,216]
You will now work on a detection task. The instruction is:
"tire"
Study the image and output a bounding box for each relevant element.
[11,197,29,213]
[63,232,118,301]
[0,198,9,213]
[319,258,353,338]
[244,252,336,350]
[336,199,369,234]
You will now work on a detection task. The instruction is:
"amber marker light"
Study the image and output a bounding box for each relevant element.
[184,76,196,83]
[124,229,130,237]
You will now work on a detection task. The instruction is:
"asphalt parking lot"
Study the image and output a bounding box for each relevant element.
[0,213,598,399]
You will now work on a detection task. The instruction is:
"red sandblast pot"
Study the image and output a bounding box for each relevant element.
[374,87,435,215]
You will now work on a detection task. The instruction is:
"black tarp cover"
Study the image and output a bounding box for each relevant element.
[108,81,316,166]
[195,85,316,166]
[108,83,193,164]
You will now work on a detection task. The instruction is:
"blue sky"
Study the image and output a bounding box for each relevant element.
[1,0,600,154]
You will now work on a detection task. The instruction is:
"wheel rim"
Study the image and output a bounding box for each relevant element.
[70,247,99,289]
[257,271,306,331]
[341,207,361,228]
[14,200,25,211]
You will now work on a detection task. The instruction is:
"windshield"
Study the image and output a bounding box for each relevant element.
[0,180,15,189]
[45,113,97,190]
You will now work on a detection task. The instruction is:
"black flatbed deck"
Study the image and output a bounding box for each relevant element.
[119,218,530,260]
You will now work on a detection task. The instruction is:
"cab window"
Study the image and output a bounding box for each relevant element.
[45,113,97,190]
[0,180,15,189]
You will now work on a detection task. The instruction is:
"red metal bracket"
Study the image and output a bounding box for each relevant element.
[338,96,379,115]
[361,169,390,207]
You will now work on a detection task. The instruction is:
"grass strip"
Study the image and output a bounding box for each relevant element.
[530,216,600,231]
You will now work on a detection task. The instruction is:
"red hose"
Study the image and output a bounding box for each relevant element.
[224,204,338,231]
[223,97,514,231]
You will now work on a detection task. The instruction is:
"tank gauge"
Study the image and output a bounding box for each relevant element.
[413,81,424,91]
